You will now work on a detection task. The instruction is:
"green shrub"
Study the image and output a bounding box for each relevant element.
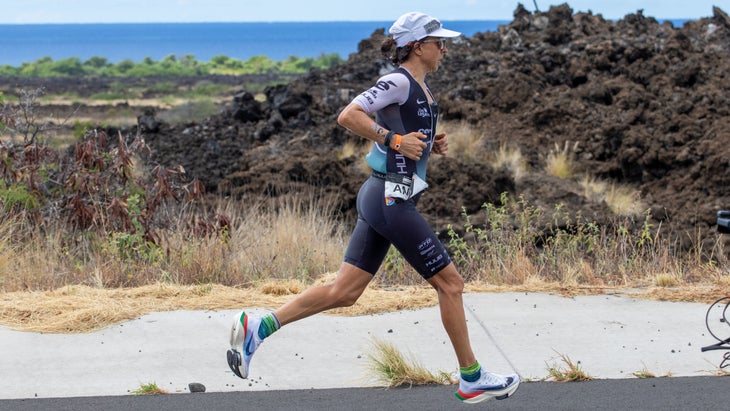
[189,80,227,96]
[0,65,18,76]
[83,56,110,70]
[72,121,94,139]
[0,184,39,212]
[3,54,344,78]
[149,81,178,94]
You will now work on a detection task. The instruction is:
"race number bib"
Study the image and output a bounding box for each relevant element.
[384,173,428,201]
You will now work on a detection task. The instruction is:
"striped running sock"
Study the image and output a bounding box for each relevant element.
[460,362,482,382]
[257,312,281,340]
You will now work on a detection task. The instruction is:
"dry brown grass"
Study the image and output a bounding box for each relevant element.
[0,279,438,334]
[490,144,528,181]
[627,285,730,304]
[546,351,592,382]
[606,183,645,216]
[579,176,644,217]
[545,141,578,179]
[367,337,452,387]
[0,195,350,290]
[0,279,724,334]
[2,190,728,334]
[632,366,657,378]
[438,120,488,162]
[337,140,372,177]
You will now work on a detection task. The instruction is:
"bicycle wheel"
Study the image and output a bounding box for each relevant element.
[705,296,730,342]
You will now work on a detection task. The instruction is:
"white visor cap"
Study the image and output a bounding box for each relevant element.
[389,12,462,47]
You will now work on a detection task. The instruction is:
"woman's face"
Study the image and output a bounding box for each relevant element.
[415,37,448,72]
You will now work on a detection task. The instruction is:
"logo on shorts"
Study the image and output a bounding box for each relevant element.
[385,197,396,206]
[425,254,444,270]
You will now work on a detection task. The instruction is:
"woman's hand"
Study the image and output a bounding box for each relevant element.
[432,133,448,156]
[398,132,428,160]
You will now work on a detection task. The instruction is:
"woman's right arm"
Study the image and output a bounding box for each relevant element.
[337,102,390,145]
[337,73,427,159]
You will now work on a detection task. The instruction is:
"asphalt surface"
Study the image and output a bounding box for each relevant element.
[0,377,727,411]
[1,292,729,409]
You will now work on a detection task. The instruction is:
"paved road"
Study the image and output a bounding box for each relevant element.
[3,294,724,400]
[1,377,726,411]
[3,292,728,410]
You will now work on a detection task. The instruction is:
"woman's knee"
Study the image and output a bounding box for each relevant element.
[326,283,362,307]
[429,264,465,295]
[338,290,362,307]
[327,277,369,308]
[326,263,373,307]
[441,275,465,295]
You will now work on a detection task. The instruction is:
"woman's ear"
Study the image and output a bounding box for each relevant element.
[413,42,423,56]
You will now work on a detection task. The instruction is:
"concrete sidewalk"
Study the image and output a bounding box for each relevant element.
[0,292,725,399]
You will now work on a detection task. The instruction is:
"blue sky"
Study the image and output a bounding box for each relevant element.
[0,0,720,24]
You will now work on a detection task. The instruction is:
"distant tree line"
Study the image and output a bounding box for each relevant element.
[0,53,344,77]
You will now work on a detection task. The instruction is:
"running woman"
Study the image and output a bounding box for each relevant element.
[227,11,520,404]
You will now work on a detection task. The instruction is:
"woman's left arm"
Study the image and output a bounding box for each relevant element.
[432,133,448,155]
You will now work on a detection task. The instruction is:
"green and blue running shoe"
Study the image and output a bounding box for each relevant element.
[454,370,520,404]
[227,311,262,379]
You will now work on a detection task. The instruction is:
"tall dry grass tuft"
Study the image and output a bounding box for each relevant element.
[158,194,348,287]
[653,272,681,287]
[337,139,364,160]
[500,249,537,285]
[545,141,579,179]
[580,176,644,216]
[0,217,78,290]
[337,139,373,177]
[546,352,592,382]
[367,338,451,387]
[229,195,347,284]
[490,144,528,181]
[438,120,487,162]
[606,183,644,216]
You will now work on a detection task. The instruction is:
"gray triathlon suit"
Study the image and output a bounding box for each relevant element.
[343,67,451,279]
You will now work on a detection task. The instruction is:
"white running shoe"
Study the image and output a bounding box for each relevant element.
[226,311,262,379]
[454,370,520,404]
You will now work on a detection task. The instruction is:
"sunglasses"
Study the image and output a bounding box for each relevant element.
[419,38,446,50]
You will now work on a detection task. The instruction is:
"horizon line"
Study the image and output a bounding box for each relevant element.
[0,16,698,25]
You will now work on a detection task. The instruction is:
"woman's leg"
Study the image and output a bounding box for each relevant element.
[430,263,521,403]
[426,262,477,368]
[274,262,374,326]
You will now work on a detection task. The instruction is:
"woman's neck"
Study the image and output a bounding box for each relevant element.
[400,62,427,84]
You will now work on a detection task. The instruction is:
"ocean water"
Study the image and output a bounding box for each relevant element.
[0,21,508,66]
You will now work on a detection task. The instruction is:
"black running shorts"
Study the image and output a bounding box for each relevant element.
[343,175,451,279]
